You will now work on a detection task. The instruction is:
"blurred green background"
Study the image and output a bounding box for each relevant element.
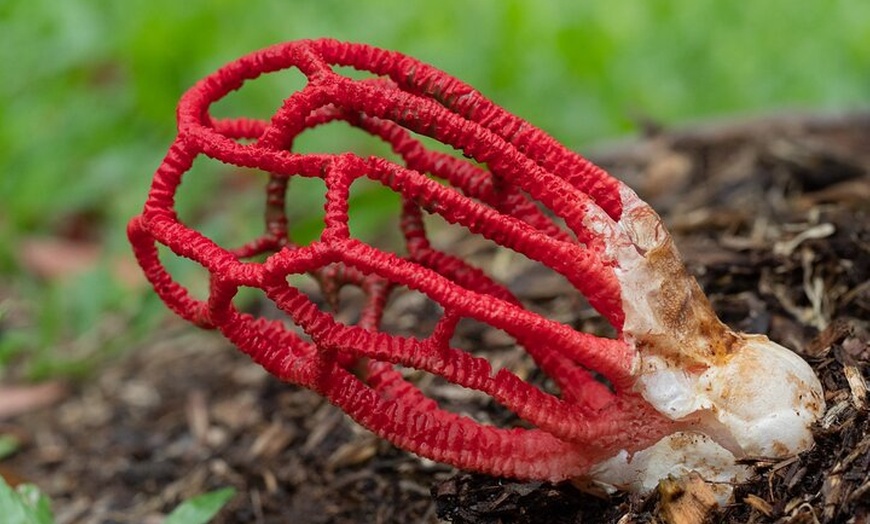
[1,0,868,378]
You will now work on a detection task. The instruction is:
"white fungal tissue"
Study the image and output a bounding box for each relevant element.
[587,186,826,503]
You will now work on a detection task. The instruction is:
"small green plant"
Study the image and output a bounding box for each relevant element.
[0,476,235,524]
[164,487,236,524]
[0,478,53,524]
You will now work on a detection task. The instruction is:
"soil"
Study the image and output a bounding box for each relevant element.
[2,111,869,523]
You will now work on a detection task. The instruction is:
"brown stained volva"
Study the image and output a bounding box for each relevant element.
[636,236,739,370]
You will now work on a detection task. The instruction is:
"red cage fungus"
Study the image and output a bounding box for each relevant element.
[129,40,823,490]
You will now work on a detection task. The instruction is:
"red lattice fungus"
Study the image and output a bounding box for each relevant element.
[129,40,824,496]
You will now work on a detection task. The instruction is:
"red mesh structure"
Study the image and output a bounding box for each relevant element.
[128,39,677,481]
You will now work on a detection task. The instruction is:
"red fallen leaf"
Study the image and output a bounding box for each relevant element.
[110,254,149,290]
[19,237,100,281]
[18,237,145,289]
[0,464,27,488]
[0,382,68,420]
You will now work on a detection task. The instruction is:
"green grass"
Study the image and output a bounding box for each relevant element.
[1,0,868,378]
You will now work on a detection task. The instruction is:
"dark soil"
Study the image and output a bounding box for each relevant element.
[3,112,869,523]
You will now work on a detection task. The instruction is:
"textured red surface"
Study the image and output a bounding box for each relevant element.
[128,39,672,480]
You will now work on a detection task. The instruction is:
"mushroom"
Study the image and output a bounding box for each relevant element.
[128,39,825,502]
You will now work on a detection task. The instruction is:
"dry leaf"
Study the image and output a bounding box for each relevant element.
[0,382,68,420]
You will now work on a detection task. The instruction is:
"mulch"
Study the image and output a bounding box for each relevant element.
[2,111,868,523]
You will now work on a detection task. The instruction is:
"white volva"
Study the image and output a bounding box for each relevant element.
[584,186,825,502]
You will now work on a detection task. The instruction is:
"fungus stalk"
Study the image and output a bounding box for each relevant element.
[129,40,825,501]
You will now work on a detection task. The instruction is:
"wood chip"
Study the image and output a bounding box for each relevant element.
[657,473,719,524]
[185,389,210,446]
[744,493,773,517]
[843,365,868,409]
[249,421,296,460]
[326,435,379,471]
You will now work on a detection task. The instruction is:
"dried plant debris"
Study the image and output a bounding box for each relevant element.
[2,111,868,523]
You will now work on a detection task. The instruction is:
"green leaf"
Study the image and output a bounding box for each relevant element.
[164,487,236,524]
[0,477,55,524]
[0,434,21,460]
